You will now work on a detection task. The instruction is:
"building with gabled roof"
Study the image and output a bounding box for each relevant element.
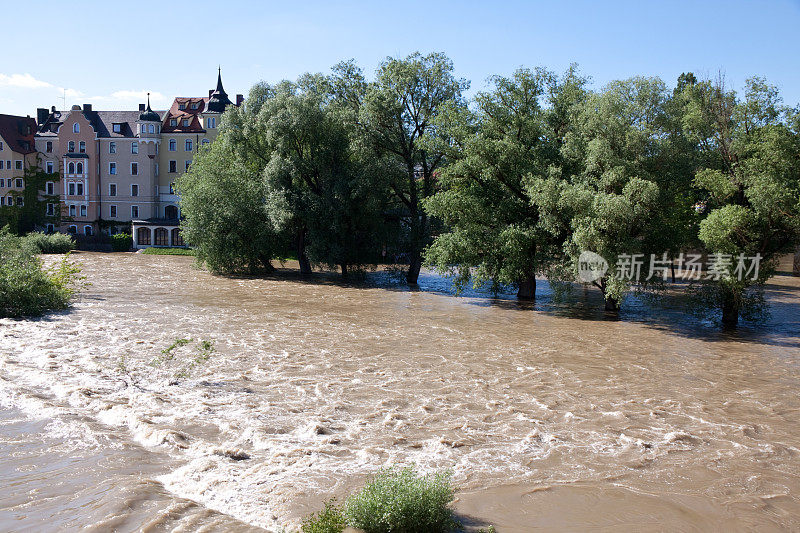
[0,113,38,210]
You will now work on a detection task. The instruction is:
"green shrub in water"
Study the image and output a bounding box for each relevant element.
[300,499,346,533]
[21,231,75,254]
[0,227,83,317]
[344,466,459,533]
[111,233,133,252]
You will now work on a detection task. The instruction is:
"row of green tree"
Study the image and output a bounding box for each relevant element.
[177,53,800,327]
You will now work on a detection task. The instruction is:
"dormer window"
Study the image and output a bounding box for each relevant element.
[112,123,122,133]
[179,103,186,110]
[170,119,177,127]
[191,103,198,110]
[182,119,190,127]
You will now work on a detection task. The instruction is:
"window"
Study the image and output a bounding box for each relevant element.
[169,139,176,151]
[112,124,121,133]
[68,162,75,174]
[202,138,210,146]
[185,139,192,151]
[46,161,54,174]
[155,163,159,176]
[5,160,9,169]
[0,141,3,150]
[68,141,75,152]
[46,224,54,234]
[46,141,53,153]
[185,160,191,171]
[72,123,79,133]
[155,143,159,154]
[131,142,138,154]
[0,161,3,169]
[109,162,117,175]
[154,227,169,246]
[170,119,177,127]
[15,160,22,170]
[207,117,216,128]
[191,102,198,110]
[110,205,117,218]
[109,183,117,196]
[5,196,11,205]
[0,178,4,187]
[46,181,54,195]
[171,228,184,247]
[131,184,139,197]
[68,225,77,234]
[46,203,55,215]
[149,124,155,134]
[79,141,85,153]
[179,103,186,110]
[169,160,176,173]
[76,162,83,174]
[76,182,84,195]
[131,162,138,176]
[110,142,116,154]
[16,197,23,206]
[182,119,190,127]
[69,204,76,216]
[169,182,175,194]
[131,205,139,219]
[165,204,178,219]
[137,226,150,245]
[68,182,76,195]
[15,178,23,188]
[84,225,93,236]
[80,205,87,217]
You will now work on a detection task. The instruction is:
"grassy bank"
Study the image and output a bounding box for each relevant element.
[141,247,194,256]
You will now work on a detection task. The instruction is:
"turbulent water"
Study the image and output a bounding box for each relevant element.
[1,252,799,532]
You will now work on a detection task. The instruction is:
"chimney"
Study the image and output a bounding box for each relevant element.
[139,103,146,111]
[236,94,244,106]
[209,89,214,97]
[83,103,92,112]
[37,108,48,125]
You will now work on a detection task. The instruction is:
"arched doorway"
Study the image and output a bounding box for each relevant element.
[171,228,184,247]
[154,227,169,246]
[137,227,151,245]
[165,205,179,220]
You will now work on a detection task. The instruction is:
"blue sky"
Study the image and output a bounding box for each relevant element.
[1,0,798,115]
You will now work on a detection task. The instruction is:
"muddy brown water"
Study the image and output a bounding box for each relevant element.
[1,252,799,532]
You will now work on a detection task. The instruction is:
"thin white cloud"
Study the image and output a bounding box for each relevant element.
[0,73,53,89]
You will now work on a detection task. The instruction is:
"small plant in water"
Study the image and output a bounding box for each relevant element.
[300,499,346,533]
[344,466,460,533]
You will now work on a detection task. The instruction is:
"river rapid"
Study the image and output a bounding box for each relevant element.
[1,252,799,532]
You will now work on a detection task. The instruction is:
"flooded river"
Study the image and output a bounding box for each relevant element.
[1,252,799,531]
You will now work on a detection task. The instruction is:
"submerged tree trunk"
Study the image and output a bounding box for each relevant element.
[296,229,311,276]
[794,245,800,277]
[406,251,422,285]
[517,273,536,300]
[721,293,739,329]
[599,277,620,313]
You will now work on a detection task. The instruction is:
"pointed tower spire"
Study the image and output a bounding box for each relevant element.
[216,66,225,93]
[207,66,233,113]
[139,91,160,122]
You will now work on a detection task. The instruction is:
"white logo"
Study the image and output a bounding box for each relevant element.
[578,251,608,283]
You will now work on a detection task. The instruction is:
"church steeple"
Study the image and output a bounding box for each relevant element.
[206,67,232,113]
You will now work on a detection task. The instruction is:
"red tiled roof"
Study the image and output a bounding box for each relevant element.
[161,97,209,133]
[0,114,36,154]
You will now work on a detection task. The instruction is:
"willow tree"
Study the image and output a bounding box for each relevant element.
[176,131,281,274]
[533,77,684,311]
[423,67,587,299]
[361,52,469,284]
[681,77,800,326]
[259,75,389,277]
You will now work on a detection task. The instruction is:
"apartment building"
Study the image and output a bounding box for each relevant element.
[0,114,38,209]
[31,70,241,245]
